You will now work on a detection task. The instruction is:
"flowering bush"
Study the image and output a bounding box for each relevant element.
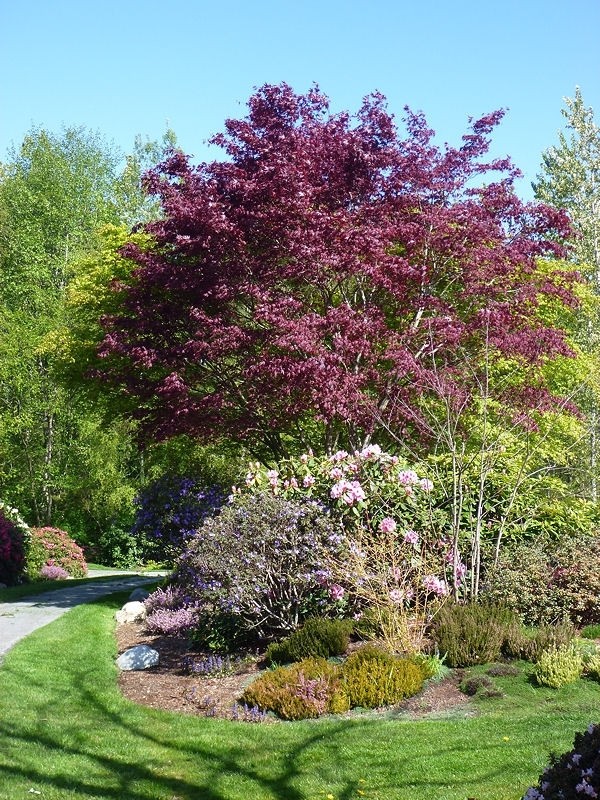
[523,723,600,799]
[243,446,452,650]
[27,527,87,579]
[132,475,225,561]
[483,536,600,626]
[0,505,27,585]
[167,491,350,645]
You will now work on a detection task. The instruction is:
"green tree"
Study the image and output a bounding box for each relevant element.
[534,89,600,500]
[0,126,173,539]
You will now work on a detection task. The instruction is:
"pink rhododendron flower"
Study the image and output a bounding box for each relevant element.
[330,450,349,462]
[423,575,449,596]
[419,478,434,492]
[389,588,404,604]
[378,517,397,534]
[330,467,344,480]
[330,479,366,505]
[403,529,419,545]
[398,469,419,486]
[360,444,382,459]
[303,474,315,488]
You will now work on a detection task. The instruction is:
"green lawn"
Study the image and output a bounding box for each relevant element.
[0,594,597,800]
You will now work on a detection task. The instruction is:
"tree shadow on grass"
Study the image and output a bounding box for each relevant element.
[0,594,520,799]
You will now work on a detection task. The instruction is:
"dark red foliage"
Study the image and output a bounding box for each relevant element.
[99,83,578,456]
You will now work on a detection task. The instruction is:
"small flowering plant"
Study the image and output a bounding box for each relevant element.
[243,446,453,651]
[523,723,600,799]
[0,505,28,586]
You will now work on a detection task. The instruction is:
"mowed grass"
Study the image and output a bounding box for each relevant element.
[0,595,598,800]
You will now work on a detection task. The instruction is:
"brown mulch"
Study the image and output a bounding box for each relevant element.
[116,621,473,722]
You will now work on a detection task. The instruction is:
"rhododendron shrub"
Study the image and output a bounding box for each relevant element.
[132,474,225,561]
[0,507,27,585]
[165,492,350,645]
[27,527,87,579]
[98,83,577,458]
[244,446,453,650]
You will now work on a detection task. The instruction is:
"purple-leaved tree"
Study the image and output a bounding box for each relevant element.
[98,83,579,458]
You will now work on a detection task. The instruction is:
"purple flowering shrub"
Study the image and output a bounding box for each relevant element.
[39,564,70,581]
[0,509,26,586]
[523,723,600,799]
[132,475,225,562]
[27,527,87,579]
[167,491,349,645]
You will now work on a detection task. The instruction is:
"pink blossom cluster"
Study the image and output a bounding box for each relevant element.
[422,574,449,596]
[330,479,366,505]
[378,517,397,534]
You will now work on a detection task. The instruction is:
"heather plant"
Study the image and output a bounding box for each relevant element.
[265,618,353,665]
[132,474,225,562]
[27,527,87,579]
[242,657,347,720]
[431,602,519,667]
[522,723,600,799]
[169,491,350,644]
[244,446,452,651]
[502,621,576,663]
[39,564,70,581]
[581,624,600,640]
[0,506,27,585]
[341,646,427,709]
[534,645,584,689]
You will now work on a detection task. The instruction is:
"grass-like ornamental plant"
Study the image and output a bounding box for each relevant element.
[522,722,600,799]
[534,645,584,689]
[581,624,600,640]
[265,618,353,665]
[432,602,518,667]
[27,526,87,578]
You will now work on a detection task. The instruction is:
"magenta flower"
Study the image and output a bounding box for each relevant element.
[403,529,419,545]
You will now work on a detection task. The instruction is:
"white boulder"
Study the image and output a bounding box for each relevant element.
[115,601,147,625]
[116,645,159,671]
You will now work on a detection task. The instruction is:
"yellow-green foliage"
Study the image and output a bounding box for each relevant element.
[534,645,584,688]
[342,646,426,709]
[584,653,600,681]
[242,658,348,720]
[243,645,427,719]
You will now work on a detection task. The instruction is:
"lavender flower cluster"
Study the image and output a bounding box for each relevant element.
[523,723,600,799]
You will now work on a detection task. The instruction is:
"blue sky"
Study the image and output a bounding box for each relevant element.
[1,0,599,200]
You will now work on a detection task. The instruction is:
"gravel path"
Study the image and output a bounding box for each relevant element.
[0,571,166,662]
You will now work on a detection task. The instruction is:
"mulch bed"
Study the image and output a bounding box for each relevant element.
[116,621,473,722]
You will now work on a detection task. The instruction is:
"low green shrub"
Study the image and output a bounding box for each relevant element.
[583,653,600,681]
[534,645,584,689]
[580,623,600,640]
[459,674,502,698]
[342,645,426,709]
[410,652,450,682]
[243,644,427,719]
[431,602,518,667]
[265,618,353,665]
[502,621,576,663]
[522,722,600,799]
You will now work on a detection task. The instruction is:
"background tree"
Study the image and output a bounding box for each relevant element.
[0,126,176,546]
[534,88,600,500]
[98,83,578,463]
